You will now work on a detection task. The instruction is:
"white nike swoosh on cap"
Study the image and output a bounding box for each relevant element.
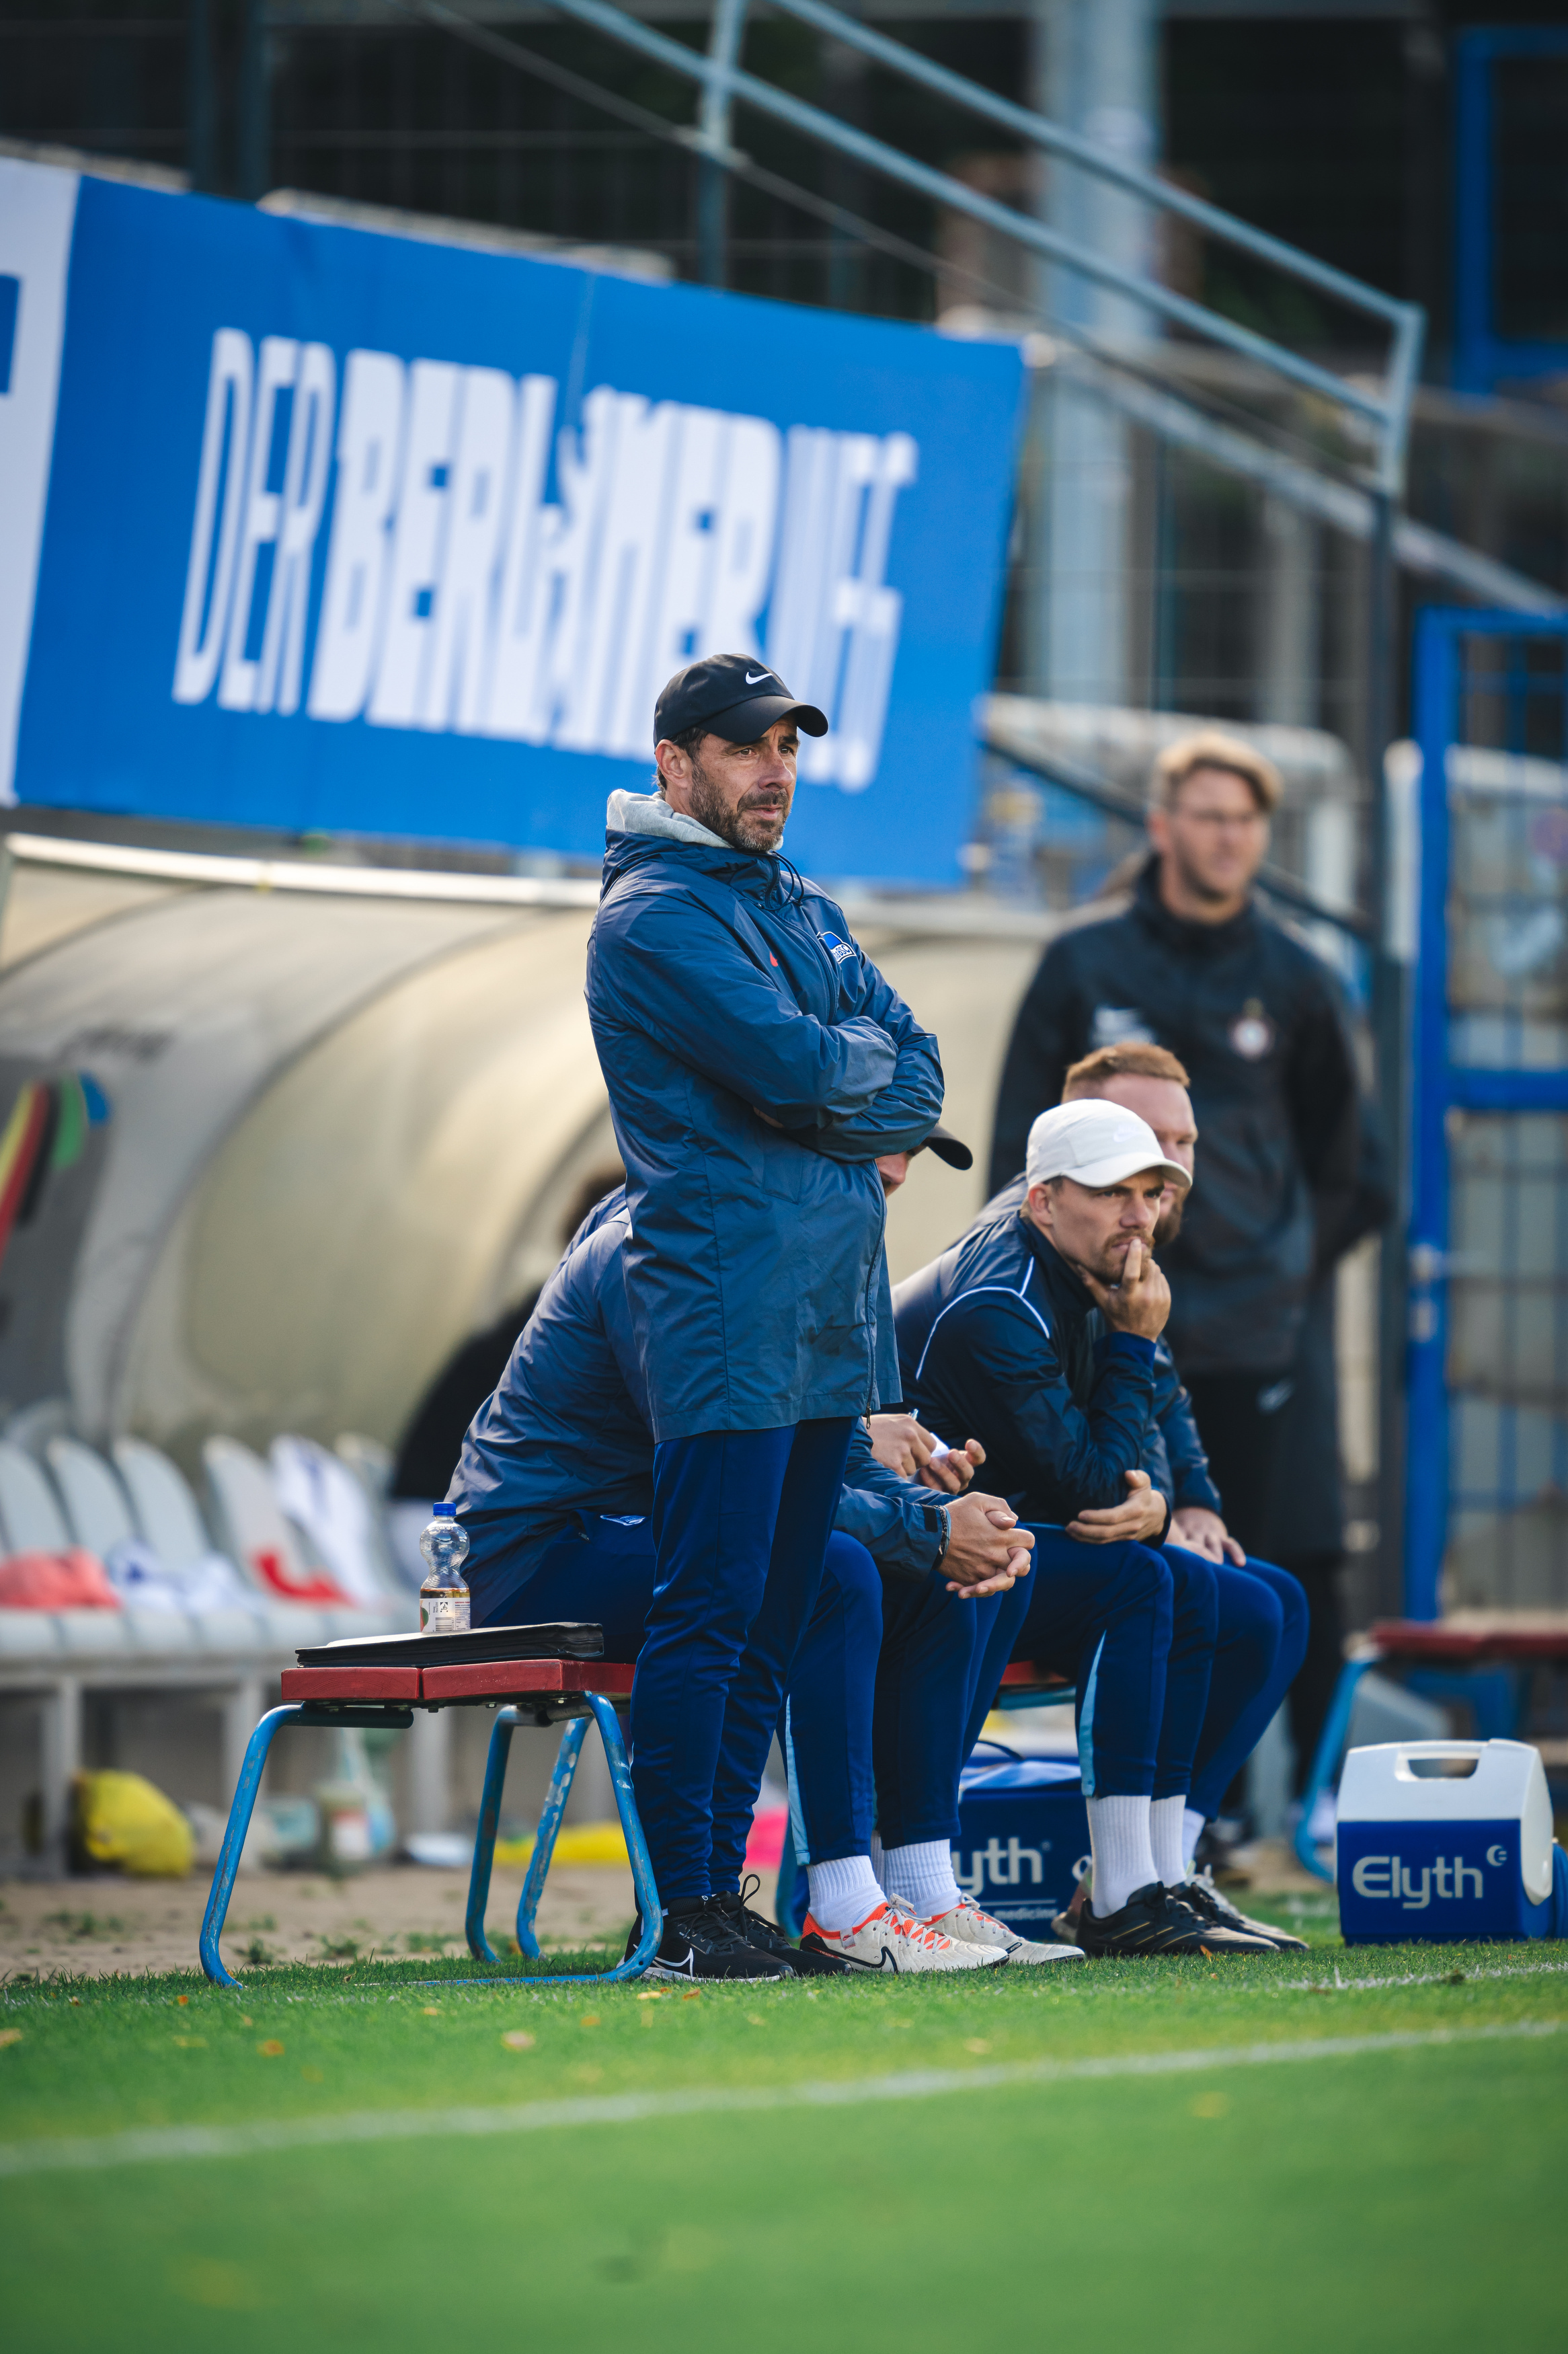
[744,669,773,685]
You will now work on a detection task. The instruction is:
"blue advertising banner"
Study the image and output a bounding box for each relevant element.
[0,159,1024,882]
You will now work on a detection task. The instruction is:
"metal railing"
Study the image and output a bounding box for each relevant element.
[532,0,1423,495]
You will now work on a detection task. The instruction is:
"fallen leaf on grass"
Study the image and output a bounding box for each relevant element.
[501,2030,536,2051]
[171,2035,206,2049]
[0,2029,22,2049]
[421,2006,441,2017]
[580,2014,601,2026]
[258,2040,285,2057]
[681,1991,702,2003]
[169,2258,269,2312]
[964,2039,991,2055]
[635,1991,664,2002]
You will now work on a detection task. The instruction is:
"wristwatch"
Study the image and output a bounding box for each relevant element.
[923,1502,951,1564]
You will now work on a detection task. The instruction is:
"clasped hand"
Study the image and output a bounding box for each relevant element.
[1066,1468,1169,1548]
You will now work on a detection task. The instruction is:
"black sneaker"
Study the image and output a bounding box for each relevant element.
[1177,1870,1308,1952]
[1074,1881,1276,1958]
[624,1896,796,1982]
[708,1881,851,1976]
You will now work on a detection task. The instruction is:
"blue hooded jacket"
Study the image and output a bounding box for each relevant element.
[585,796,943,1440]
[448,1188,945,1617]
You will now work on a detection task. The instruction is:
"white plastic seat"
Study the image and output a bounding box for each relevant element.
[336,1431,393,1498]
[52,1610,130,1657]
[0,1612,63,1659]
[116,1609,199,1657]
[203,1437,346,1603]
[270,1435,399,1605]
[0,1439,74,1554]
[46,1438,138,1560]
[184,1607,274,1655]
[112,1439,215,1574]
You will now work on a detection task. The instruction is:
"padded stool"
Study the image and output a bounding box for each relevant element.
[198,1656,660,1987]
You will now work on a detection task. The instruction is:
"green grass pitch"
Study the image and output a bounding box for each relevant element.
[2,1897,1563,2353]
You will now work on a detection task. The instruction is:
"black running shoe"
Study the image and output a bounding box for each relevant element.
[624,1896,796,1981]
[1177,1870,1308,1952]
[708,1881,851,1977]
[1074,1881,1276,1958]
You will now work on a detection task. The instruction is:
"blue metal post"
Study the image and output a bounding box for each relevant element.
[1405,611,1458,1621]
[515,1714,588,1957]
[465,1708,519,1963]
[200,1704,307,1988]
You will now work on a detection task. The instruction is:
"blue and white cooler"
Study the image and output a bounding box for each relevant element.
[951,1747,1090,1938]
[1337,1738,1568,1946]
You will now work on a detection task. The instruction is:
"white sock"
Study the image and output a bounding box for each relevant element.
[806,1854,883,1934]
[1150,1795,1187,1889]
[1086,1796,1157,1915]
[1183,1808,1206,1871]
[881,1838,962,1920]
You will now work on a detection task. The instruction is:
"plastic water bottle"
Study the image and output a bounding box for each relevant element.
[419,1503,471,1633]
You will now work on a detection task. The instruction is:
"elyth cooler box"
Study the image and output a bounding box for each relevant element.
[1336,1738,1567,1946]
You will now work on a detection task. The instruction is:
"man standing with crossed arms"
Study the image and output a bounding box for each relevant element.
[586,652,951,1981]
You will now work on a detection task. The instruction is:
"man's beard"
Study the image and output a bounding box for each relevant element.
[688,757,789,855]
[1173,839,1250,908]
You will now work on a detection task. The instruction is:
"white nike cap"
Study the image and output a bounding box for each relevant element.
[1025,1100,1191,1194]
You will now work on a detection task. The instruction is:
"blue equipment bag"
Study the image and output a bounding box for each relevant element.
[951,1745,1089,1937]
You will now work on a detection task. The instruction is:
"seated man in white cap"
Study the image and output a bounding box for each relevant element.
[894,1101,1279,1957]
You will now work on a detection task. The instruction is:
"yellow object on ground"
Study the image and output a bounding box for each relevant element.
[72,1770,194,1878]
[493,1821,628,1868]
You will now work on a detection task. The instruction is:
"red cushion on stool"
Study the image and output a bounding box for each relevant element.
[282,1665,422,1702]
[420,1658,637,1702]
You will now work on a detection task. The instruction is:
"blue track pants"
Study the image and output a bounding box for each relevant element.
[472,1420,855,1905]
[873,1574,1023,1850]
[1185,1554,1308,1821]
[959,1529,1191,1801]
[959,1535,1304,1815]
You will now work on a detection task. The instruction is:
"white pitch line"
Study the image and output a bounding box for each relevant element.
[1298,1960,1568,1993]
[0,2018,1559,2180]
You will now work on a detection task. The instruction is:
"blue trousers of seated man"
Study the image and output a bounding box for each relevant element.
[879,1532,1184,1852]
[466,1460,871,1905]
[957,1535,1308,1823]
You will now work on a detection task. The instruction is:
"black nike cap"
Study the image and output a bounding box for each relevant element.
[921,1123,974,1172]
[654,652,828,748]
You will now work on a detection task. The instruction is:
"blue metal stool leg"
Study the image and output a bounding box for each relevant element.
[516,1714,588,1958]
[465,1708,518,1962]
[585,1694,662,1979]
[200,1704,307,1989]
[424,1696,662,1987]
[1294,1656,1378,1881]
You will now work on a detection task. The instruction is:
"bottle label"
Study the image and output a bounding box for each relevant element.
[420,1591,470,1633]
